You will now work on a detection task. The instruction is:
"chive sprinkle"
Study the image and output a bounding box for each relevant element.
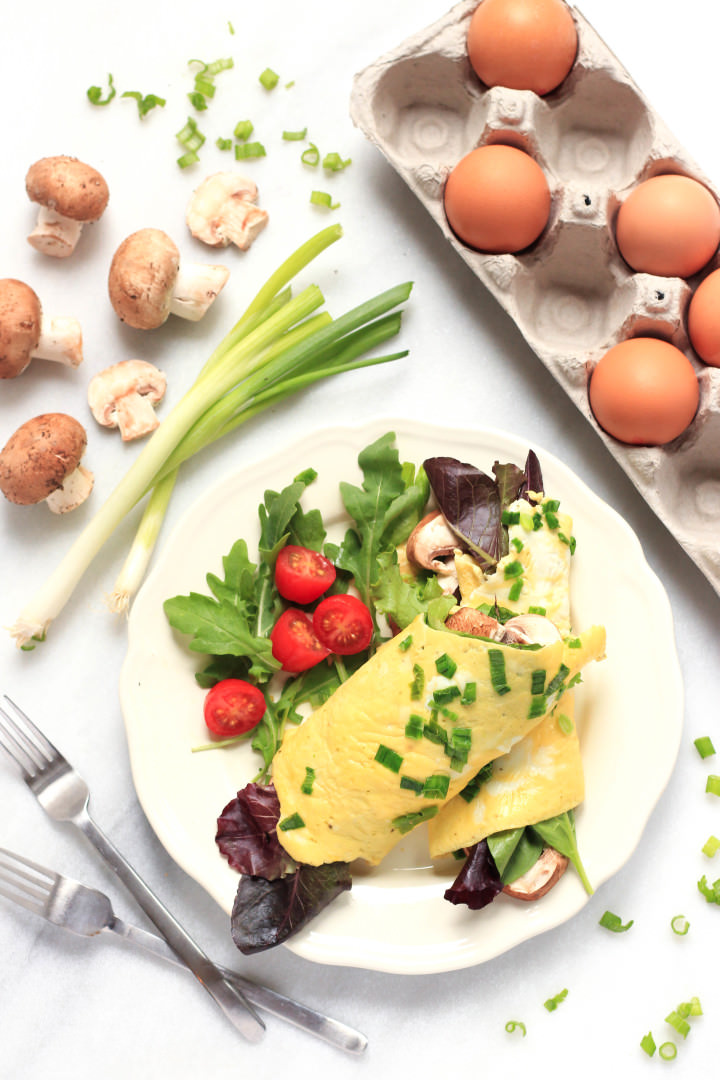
[557,712,574,734]
[527,695,547,720]
[234,119,254,140]
[459,762,493,802]
[422,773,450,799]
[301,142,320,166]
[694,735,716,759]
[282,128,308,141]
[488,650,511,695]
[300,766,316,795]
[278,812,305,831]
[460,681,476,705]
[404,714,424,739]
[400,775,424,795]
[698,875,720,903]
[433,685,461,705]
[391,805,438,834]
[398,634,413,652]
[508,578,523,602]
[665,1010,690,1039]
[528,605,547,616]
[546,664,570,696]
[435,653,457,678]
[531,669,546,695]
[544,989,568,1012]
[501,510,520,525]
[310,190,340,210]
[410,663,425,700]
[423,719,448,746]
[599,910,634,932]
[503,559,523,579]
[375,745,403,773]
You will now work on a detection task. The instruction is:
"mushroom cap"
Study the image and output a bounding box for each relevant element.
[0,279,42,378]
[108,228,181,330]
[25,156,109,223]
[0,412,87,505]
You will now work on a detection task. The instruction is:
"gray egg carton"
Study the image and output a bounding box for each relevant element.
[350,0,720,594]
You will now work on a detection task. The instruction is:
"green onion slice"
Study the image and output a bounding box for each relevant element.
[505,1021,526,1037]
[375,744,403,772]
[599,910,634,933]
[702,835,720,858]
[235,142,266,160]
[391,805,438,835]
[310,190,340,210]
[488,650,511,696]
[705,774,720,796]
[301,143,320,166]
[283,128,308,141]
[259,67,279,89]
[234,119,254,141]
[543,989,568,1012]
[278,812,305,831]
[658,1043,677,1061]
[694,735,716,759]
[640,1031,656,1057]
[87,73,116,105]
[670,914,690,936]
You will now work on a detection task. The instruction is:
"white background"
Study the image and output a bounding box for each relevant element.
[1,1,719,1076]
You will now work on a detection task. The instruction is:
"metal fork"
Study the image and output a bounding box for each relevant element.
[0,847,367,1054]
[0,697,267,1041]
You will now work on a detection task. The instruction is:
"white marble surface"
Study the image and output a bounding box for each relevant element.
[1,1,719,1076]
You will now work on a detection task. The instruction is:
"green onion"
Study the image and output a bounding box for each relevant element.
[87,73,116,105]
[694,735,716,759]
[706,775,720,796]
[259,67,280,89]
[301,143,320,166]
[599,910,634,932]
[235,142,266,160]
[391,806,438,834]
[501,510,520,525]
[432,685,461,705]
[177,150,200,169]
[544,499,561,513]
[528,605,546,616]
[176,116,205,152]
[121,91,166,117]
[511,537,524,552]
[565,636,582,648]
[658,1043,677,1061]
[545,511,560,529]
[543,989,568,1012]
[323,152,352,172]
[527,695,547,720]
[503,559,523,579]
[375,745,403,773]
[423,719,448,747]
[435,653,457,678]
[216,136,233,151]
[508,578,523,602]
[300,766,316,795]
[697,875,720,903]
[532,512,543,530]
[400,776,424,795]
[188,90,210,110]
[546,663,570,696]
[557,713,573,734]
[398,634,413,651]
[310,190,340,210]
[670,914,690,936]
[422,773,450,799]
[640,1031,656,1057]
[460,681,476,705]
[664,1011,690,1039]
[283,128,308,141]
[488,650,511,695]
[404,714,424,739]
[278,812,305,831]
[459,762,493,802]
[234,119,254,141]
[410,663,425,700]
[9,226,412,644]
[531,669,546,695]
[702,835,720,858]
[504,1021,526,1037]
[519,512,534,531]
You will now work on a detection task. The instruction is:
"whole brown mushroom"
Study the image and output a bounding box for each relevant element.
[0,279,83,378]
[0,413,94,513]
[108,228,230,329]
[25,156,109,258]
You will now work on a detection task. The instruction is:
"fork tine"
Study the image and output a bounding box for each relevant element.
[0,696,59,778]
[0,847,56,914]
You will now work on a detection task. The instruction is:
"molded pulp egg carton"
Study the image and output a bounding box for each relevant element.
[350,0,720,595]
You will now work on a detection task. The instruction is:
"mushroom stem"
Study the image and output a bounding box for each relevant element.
[27,207,84,259]
[168,262,231,322]
[45,464,94,514]
[34,315,83,368]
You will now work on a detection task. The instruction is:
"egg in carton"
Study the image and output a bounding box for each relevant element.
[349,0,720,596]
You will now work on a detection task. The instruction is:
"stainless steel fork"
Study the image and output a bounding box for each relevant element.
[0,696,266,1042]
[0,847,367,1054]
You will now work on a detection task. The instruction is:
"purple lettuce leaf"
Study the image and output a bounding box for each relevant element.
[216,782,289,879]
[230,862,352,954]
[423,456,502,568]
[444,841,504,910]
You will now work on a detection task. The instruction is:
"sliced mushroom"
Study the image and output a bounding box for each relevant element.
[0,413,93,513]
[108,228,230,329]
[502,613,563,646]
[0,279,83,378]
[186,172,269,250]
[406,509,463,593]
[88,359,167,440]
[502,848,569,901]
[445,606,505,640]
[25,156,109,258]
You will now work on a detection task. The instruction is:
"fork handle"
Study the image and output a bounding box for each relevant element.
[73,808,265,1042]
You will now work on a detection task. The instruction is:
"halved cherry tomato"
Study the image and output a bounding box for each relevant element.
[312,594,374,655]
[270,608,331,672]
[203,679,266,738]
[274,544,336,604]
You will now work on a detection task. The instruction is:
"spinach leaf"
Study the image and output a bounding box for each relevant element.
[529,810,593,894]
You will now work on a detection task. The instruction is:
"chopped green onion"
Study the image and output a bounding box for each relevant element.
[310,190,340,210]
[459,762,493,802]
[546,663,570,696]
[391,805,438,834]
[508,578,523,602]
[528,605,547,616]
[283,128,308,141]
[375,744,403,773]
[234,119,254,141]
[527,695,547,720]
[544,989,568,1012]
[503,559,524,579]
[259,67,279,89]
[206,57,234,76]
[670,914,690,937]
[216,136,233,151]
[177,150,200,169]
[121,91,166,117]
[557,713,574,734]
[640,1031,656,1057]
[705,774,720,796]
[301,143,320,166]
[323,152,352,172]
[664,1011,690,1039]
[435,653,457,678]
[87,73,116,105]
[400,775,424,795]
[488,649,511,695]
[658,1043,677,1061]
[531,669,546,695]
[702,835,720,858]
[519,512,534,531]
[433,685,461,705]
[504,1021,526,1037]
[410,663,425,700]
[187,90,209,110]
[544,499,561,513]
[228,20,235,32]
[694,735,716,759]
[697,875,720,903]
[404,714,424,739]
[235,142,266,160]
[502,510,520,525]
[599,910,634,933]
[423,719,448,747]
[545,511,560,529]
[422,773,450,799]
[176,116,205,152]
[460,681,476,705]
[300,766,316,795]
[511,537,524,552]
[398,634,413,651]
[532,512,543,530]
[278,812,305,831]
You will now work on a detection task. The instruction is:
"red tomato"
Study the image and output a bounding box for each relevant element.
[274,545,336,604]
[270,608,330,672]
[203,679,266,738]
[312,594,374,655]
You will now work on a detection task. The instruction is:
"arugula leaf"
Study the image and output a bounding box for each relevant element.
[163,590,279,681]
[372,549,446,630]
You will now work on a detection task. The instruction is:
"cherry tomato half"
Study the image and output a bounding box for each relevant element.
[312,594,374,655]
[270,608,331,672]
[203,679,266,738]
[274,545,336,604]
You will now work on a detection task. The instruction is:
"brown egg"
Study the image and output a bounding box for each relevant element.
[615,175,720,278]
[687,268,720,367]
[467,0,578,97]
[444,144,551,253]
[589,338,699,445]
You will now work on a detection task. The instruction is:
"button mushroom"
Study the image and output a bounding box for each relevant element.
[0,413,94,513]
[186,172,269,250]
[502,848,569,901]
[88,359,167,441]
[108,228,230,329]
[406,510,463,594]
[0,279,83,378]
[25,155,109,258]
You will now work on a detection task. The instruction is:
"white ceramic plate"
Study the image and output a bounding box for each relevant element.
[120,419,682,974]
